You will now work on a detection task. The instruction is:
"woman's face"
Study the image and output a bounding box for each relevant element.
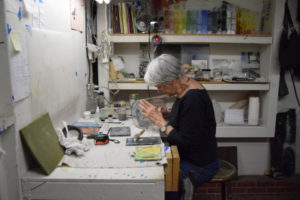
[155,80,177,96]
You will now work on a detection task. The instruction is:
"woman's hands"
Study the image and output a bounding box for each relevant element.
[139,99,167,128]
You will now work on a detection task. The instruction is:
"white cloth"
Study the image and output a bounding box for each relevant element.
[56,128,91,156]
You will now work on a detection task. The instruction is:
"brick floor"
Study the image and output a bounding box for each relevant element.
[166,175,300,200]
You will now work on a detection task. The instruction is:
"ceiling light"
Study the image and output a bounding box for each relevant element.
[95,0,104,4]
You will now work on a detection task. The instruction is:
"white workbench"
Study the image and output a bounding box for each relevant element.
[21,119,165,200]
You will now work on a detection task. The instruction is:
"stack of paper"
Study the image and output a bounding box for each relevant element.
[135,145,162,161]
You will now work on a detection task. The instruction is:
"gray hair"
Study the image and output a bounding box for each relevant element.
[144,54,184,85]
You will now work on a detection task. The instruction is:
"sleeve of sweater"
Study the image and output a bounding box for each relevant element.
[166,90,209,150]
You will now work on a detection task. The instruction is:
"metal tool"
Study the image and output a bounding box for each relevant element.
[109,138,120,144]
[87,134,109,145]
[87,134,120,145]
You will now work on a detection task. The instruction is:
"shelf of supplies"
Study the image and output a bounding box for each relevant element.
[216,125,270,138]
[110,33,272,44]
[108,81,270,91]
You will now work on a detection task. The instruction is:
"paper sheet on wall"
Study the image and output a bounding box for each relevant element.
[70,0,84,32]
[10,32,31,102]
[32,0,45,28]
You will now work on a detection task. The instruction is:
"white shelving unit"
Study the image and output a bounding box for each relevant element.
[108,82,270,91]
[111,34,273,44]
[216,125,268,138]
[97,0,281,138]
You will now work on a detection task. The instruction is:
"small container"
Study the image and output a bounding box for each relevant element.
[119,100,127,107]
[201,69,211,81]
[83,111,91,119]
[129,73,135,78]
[117,107,127,121]
[129,93,139,107]
[107,114,113,122]
[97,91,105,108]
[213,68,222,81]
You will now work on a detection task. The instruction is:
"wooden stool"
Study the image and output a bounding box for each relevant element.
[189,160,236,200]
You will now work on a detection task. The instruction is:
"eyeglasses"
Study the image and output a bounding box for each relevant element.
[155,81,169,88]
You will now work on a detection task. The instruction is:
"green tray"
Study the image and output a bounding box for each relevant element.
[20,113,64,175]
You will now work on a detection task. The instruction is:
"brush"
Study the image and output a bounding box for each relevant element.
[133,129,145,142]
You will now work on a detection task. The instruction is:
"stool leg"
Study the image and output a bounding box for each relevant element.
[221,182,226,200]
[226,181,232,200]
[221,180,232,200]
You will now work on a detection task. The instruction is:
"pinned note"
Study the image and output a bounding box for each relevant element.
[10,32,31,102]
[11,32,22,51]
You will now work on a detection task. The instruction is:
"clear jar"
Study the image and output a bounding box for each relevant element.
[117,107,127,121]
[213,68,222,81]
[202,69,211,81]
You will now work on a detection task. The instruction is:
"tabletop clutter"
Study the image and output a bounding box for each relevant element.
[53,97,170,170]
[18,95,171,176]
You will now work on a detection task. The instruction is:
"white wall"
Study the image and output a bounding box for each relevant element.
[1,0,88,199]
[277,0,300,174]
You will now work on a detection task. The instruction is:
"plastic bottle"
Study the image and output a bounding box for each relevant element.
[95,106,100,122]
[98,91,105,109]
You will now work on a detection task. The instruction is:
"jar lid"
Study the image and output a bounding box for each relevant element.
[130,93,139,97]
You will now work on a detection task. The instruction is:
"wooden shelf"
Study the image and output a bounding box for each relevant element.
[108,81,270,91]
[110,33,272,44]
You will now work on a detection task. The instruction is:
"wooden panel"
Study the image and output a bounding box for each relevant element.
[165,150,173,191]
[171,146,180,192]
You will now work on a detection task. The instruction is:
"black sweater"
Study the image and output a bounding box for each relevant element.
[167,89,218,167]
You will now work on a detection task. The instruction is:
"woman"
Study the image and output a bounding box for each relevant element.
[139,54,219,199]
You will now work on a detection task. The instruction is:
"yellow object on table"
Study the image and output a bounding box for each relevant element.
[135,145,162,161]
